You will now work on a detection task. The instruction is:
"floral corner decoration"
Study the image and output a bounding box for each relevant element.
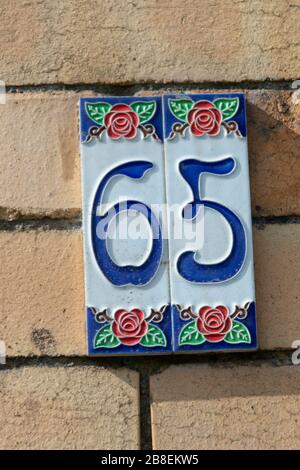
[177,302,252,347]
[84,101,160,142]
[168,97,242,139]
[90,306,168,349]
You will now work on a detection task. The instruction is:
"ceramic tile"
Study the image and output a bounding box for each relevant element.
[163,93,257,353]
[79,97,172,355]
[79,93,257,356]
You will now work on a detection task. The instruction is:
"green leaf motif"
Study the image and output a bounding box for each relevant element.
[94,324,120,349]
[224,320,251,344]
[131,101,156,124]
[179,321,206,346]
[139,324,166,348]
[85,102,112,126]
[213,97,239,121]
[169,99,194,122]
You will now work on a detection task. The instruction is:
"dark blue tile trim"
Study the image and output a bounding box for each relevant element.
[163,93,247,140]
[79,96,163,142]
[172,302,257,353]
[87,305,173,356]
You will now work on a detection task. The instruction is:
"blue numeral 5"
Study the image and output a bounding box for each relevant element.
[177,158,246,283]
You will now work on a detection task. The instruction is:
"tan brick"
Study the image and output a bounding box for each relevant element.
[0,0,299,85]
[0,90,299,219]
[0,93,83,219]
[0,223,299,356]
[0,230,85,356]
[254,223,300,350]
[150,363,300,450]
[0,365,139,449]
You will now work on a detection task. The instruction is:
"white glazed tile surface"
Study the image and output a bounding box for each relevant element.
[80,131,170,319]
[165,127,255,311]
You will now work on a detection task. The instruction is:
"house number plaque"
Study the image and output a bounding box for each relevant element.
[79,93,257,355]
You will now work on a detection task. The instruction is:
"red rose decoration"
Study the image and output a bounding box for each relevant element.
[187,101,222,136]
[104,104,139,140]
[197,305,232,343]
[112,309,148,346]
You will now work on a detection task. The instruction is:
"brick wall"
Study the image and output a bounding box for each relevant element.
[0,0,299,450]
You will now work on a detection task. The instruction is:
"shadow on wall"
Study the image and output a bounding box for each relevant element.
[246,91,300,217]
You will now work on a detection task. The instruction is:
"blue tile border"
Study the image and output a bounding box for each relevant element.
[80,93,246,144]
[87,305,173,355]
[80,96,164,143]
[163,93,247,140]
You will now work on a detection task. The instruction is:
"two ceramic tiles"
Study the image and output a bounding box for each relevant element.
[79,94,257,355]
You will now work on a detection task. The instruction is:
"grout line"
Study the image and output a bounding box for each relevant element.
[253,215,300,226]
[6,79,296,95]
[139,370,153,451]
[0,218,82,231]
[1,350,295,371]
[0,215,299,232]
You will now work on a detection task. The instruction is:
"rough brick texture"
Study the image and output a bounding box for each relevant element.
[0,224,299,356]
[0,93,84,219]
[254,223,300,350]
[0,230,85,356]
[0,91,299,219]
[150,364,300,450]
[0,365,139,449]
[0,0,299,85]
